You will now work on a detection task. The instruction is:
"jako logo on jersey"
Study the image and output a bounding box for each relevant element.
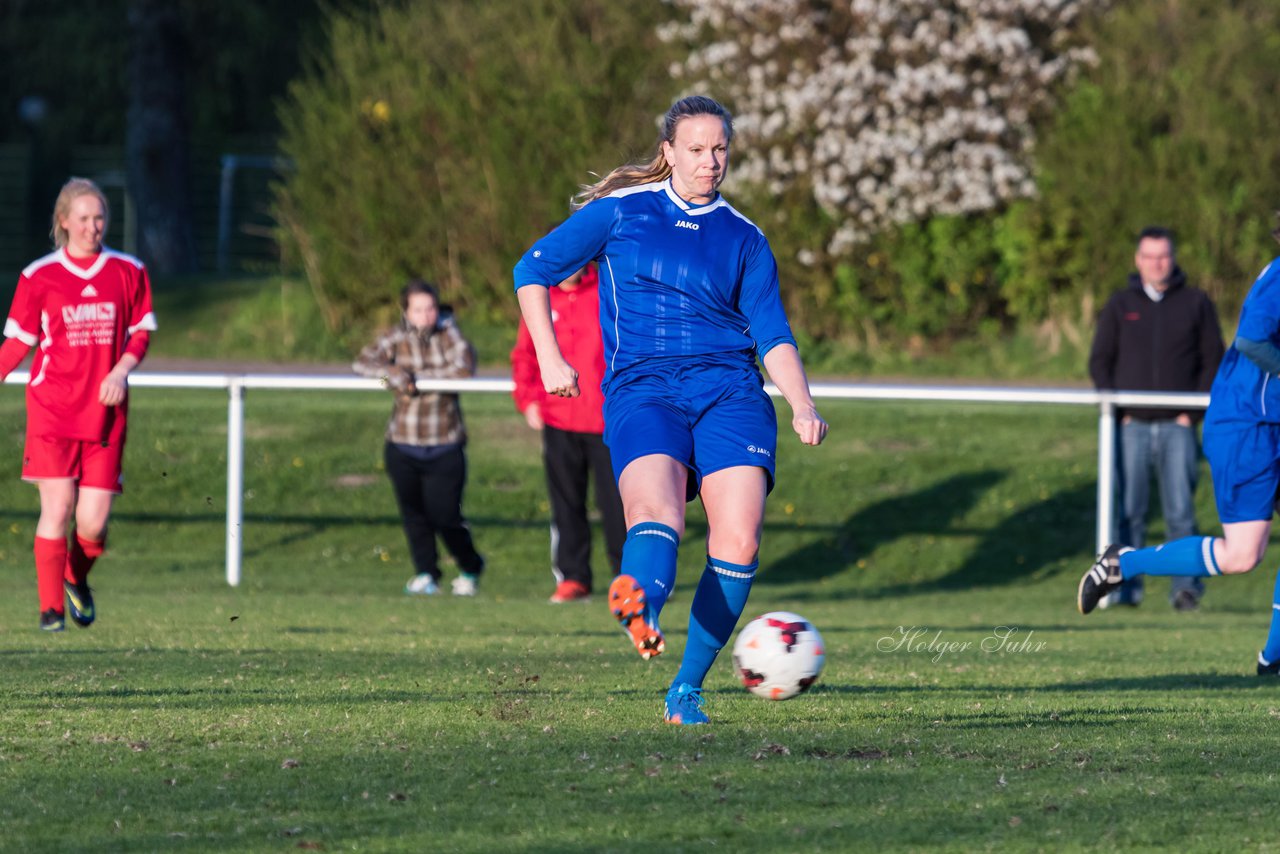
[61,302,117,324]
[745,445,772,457]
[674,220,699,231]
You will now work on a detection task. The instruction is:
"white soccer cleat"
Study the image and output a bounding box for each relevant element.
[404,574,441,596]
[451,572,479,597]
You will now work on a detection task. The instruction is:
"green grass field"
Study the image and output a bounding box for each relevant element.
[1,388,1276,852]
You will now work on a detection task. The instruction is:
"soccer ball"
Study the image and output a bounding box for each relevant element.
[732,611,825,700]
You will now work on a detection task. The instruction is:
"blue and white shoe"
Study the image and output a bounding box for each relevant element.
[664,682,708,725]
[404,574,441,596]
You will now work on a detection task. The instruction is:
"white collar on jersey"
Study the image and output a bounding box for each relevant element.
[58,247,110,280]
[663,179,725,216]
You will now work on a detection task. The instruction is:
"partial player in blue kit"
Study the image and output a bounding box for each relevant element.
[513,95,829,724]
[1079,222,1280,675]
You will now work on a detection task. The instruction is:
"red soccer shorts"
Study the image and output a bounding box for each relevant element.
[22,424,126,494]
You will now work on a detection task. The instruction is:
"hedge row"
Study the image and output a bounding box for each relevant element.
[276,0,1280,346]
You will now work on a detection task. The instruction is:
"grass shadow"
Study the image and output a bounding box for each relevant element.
[1040,672,1279,692]
[765,476,1096,600]
[760,470,1006,587]
[869,480,1096,597]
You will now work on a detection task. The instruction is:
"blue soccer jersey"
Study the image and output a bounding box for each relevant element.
[512,179,796,390]
[1207,258,1280,428]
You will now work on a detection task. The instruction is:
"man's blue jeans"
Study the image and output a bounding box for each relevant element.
[1114,418,1204,603]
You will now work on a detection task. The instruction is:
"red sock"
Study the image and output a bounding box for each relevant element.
[34,536,67,613]
[67,533,106,585]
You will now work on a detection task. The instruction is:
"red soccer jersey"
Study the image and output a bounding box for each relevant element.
[4,248,156,441]
[511,265,607,435]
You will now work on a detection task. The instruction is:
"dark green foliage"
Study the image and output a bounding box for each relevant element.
[998,0,1280,323]
[749,187,1005,345]
[132,269,1098,380]
[751,0,1280,349]
[273,0,679,334]
[0,0,374,267]
[0,0,371,148]
[9,0,1276,354]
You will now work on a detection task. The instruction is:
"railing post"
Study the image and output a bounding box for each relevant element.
[1096,392,1116,556]
[216,154,236,273]
[226,378,245,587]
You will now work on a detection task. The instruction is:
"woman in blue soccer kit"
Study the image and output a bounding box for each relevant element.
[514,95,828,724]
[1079,237,1280,674]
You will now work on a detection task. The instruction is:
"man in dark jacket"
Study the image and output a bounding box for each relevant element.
[1088,226,1225,610]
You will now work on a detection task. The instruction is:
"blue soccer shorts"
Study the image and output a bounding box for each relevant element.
[603,360,778,501]
[1203,421,1280,523]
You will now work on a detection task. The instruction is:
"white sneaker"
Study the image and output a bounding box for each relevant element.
[404,574,441,595]
[451,573,479,597]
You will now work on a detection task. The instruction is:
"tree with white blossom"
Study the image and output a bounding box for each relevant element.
[661,0,1109,261]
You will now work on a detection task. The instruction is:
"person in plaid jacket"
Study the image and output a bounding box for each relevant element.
[354,280,485,596]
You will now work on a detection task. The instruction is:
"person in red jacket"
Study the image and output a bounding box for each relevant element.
[0,177,156,631]
[512,265,625,602]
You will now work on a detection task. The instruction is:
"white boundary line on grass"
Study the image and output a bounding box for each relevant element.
[3,370,1207,586]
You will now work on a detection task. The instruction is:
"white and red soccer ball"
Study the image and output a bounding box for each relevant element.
[732,611,825,700]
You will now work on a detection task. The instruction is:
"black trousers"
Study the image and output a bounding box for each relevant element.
[543,425,625,590]
[384,442,484,581]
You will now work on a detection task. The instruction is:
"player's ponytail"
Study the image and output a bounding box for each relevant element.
[573,95,734,209]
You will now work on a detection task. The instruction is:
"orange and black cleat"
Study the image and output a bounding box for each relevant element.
[608,574,665,660]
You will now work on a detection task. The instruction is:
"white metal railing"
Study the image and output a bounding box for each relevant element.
[2,370,1207,586]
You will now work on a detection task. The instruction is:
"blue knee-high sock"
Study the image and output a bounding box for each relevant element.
[672,557,757,689]
[620,522,680,616]
[1120,536,1220,579]
[1260,569,1280,665]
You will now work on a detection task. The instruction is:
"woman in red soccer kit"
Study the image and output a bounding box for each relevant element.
[0,178,156,631]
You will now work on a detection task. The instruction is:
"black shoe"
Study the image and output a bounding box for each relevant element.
[39,609,65,632]
[64,579,95,627]
[1078,544,1132,615]
[1172,588,1200,612]
[1258,653,1280,676]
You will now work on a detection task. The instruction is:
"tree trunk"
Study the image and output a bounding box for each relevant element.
[125,0,198,273]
